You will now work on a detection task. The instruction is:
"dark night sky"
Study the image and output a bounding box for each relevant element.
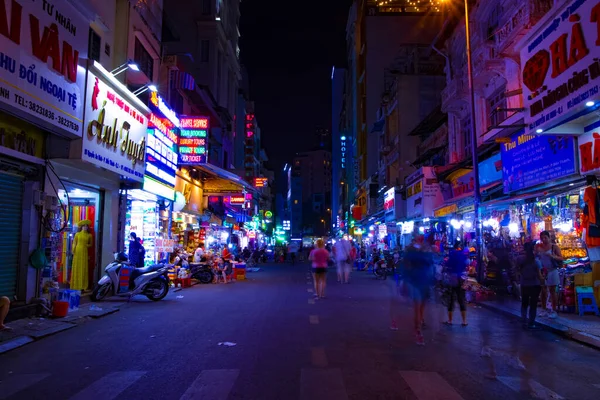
[239,0,352,176]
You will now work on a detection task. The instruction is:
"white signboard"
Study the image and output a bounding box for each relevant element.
[0,0,88,136]
[521,0,600,134]
[82,71,148,181]
[405,167,443,219]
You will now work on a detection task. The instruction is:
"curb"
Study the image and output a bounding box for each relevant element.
[478,301,600,350]
[0,307,120,355]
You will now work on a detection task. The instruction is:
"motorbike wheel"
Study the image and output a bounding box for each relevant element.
[91,282,112,301]
[145,279,169,301]
[194,271,213,284]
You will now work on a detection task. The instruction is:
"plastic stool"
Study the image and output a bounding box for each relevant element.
[575,286,600,316]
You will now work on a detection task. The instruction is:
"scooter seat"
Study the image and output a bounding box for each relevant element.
[133,264,164,276]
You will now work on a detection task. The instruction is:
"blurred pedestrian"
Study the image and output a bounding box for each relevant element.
[519,241,544,328]
[333,235,353,283]
[444,242,468,326]
[403,235,435,345]
[309,239,329,298]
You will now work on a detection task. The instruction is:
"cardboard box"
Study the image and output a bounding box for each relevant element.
[575,273,593,286]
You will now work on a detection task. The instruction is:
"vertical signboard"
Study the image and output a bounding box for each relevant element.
[0,0,88,136]
[82,70,148,181]
[178,117,209,164]
[520,0,600,134]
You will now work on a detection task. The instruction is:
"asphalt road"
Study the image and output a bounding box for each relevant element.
[0,263,599,400]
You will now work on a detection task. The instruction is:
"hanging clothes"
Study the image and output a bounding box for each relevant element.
[583,186,600,247]
[71,220,92,290]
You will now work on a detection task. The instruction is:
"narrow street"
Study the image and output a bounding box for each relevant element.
[0,263,598,400]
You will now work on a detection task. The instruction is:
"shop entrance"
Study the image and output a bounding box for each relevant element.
[55,184,101,291]
[0,171,24,298]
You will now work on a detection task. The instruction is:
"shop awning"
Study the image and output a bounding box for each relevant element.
[413,145,445,166]
[196,163,254,193]
[408,105,446,136]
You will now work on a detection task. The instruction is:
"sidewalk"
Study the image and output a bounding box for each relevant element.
[0,302,123,355]
[479,297,600,350]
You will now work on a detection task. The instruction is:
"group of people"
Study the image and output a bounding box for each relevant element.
[307,235,357,299]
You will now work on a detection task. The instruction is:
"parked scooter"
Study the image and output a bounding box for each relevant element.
[91,252,170,301]
[189,261,214,284]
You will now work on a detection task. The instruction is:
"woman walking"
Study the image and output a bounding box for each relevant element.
[309,239,329,299]
[444,243,468,326]
[520,242,544,328]
[535,231,563,318]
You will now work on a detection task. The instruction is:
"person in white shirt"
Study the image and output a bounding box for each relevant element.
[333,235,353,283]
[193,245,205,263]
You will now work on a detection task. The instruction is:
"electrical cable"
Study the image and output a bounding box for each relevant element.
[42,160,70,233]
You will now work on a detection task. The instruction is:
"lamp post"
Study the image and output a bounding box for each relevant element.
[463,0,483,283]
[441,0,482,280]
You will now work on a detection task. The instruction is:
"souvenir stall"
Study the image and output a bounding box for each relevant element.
[171,210,202,254]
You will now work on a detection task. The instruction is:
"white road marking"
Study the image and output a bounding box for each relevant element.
[308,298,315,304]
[0,373,50,400]
[594,383,600,389]
[399,371,464,400]
[309,315,319,324]
[300,368,348,400]
[179,369,240,400]
[69,371,146,400]
[497,376,564,399]
[307,288,313,293]
[311,347,328,367]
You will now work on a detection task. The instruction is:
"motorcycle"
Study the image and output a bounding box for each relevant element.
[91,252,170,301]
[189,261,215,284]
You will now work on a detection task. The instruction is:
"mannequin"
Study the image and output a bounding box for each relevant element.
[71,220,92,291]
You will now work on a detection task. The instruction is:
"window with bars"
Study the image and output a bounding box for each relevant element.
[134,38,154,80]
[88,28,101,62]
[488,87,508,129]
[462,116,473,160]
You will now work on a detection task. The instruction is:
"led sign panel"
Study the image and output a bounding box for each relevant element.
[179,117,209,164]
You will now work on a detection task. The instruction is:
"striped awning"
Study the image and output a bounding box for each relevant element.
[171,70,195,90]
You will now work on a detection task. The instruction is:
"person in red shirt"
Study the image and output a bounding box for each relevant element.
[309,239,330,299]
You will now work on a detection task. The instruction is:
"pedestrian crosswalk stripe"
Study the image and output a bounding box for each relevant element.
[399,371,464,400]
[179,369,239,400]
[300,368,348,400]
[497,376,564,399]
[0,373,50,400]
[69,371,146,400]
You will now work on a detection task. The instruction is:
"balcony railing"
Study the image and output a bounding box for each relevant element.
[494,0,553,55]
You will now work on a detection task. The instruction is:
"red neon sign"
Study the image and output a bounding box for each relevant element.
[149,114,177,143]
[180,117,209,129]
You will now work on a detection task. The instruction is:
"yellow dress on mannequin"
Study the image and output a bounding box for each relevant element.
[71,220,92,291]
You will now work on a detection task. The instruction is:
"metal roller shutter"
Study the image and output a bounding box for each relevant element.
[0,172,23,298]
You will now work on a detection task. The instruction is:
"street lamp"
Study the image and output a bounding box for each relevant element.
[442,0,482,280]
[132,83,158,96]
[111,60,139,76]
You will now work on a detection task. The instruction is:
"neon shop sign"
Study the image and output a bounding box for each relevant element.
[150,92,180,127]
[340,135,347,169]
[178,117,209,164]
